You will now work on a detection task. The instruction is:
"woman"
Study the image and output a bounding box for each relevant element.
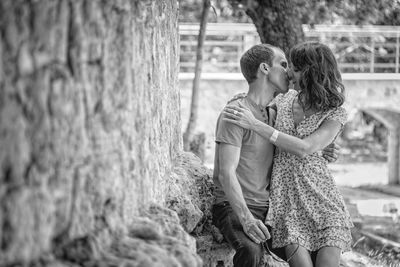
[223,41,353,267]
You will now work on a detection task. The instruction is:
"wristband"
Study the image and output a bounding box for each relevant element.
[269,129,279,143]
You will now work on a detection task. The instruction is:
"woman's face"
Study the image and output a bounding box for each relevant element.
[289,62,301,92]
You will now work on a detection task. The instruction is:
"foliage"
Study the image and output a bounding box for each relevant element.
[296,0,400,26]
[179,0,400,26]
[178,0,251,23]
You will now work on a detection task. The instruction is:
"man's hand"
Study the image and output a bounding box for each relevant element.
[322,142,340,163]
[242,217,271,244]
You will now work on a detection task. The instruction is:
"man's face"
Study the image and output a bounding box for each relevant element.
[267,49,290,94]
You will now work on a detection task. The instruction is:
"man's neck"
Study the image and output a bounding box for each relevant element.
[247,82,275,107]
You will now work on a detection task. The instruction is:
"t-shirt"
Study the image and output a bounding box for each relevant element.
[213,97,276,207]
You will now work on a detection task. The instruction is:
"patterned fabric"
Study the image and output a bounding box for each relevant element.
[265,89,354,252]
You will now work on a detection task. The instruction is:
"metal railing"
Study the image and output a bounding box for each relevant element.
[179,23,400,74]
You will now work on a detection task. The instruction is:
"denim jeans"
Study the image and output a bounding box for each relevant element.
[212,201,286,267]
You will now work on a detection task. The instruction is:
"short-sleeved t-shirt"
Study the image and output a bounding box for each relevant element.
[213,97,276,207]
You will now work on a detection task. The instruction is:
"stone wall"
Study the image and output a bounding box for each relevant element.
[0,0,197,265]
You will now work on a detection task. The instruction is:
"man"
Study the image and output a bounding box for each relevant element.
[212,44,338,266]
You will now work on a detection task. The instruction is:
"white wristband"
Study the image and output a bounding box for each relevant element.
[270,129,279,143]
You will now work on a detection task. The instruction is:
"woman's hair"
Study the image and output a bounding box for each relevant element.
[240,44,277,84]
[290,41,345,112]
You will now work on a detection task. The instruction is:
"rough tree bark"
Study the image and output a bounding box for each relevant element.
[230,0,304,54]
[183,0,211,151]
[0,1,202,266]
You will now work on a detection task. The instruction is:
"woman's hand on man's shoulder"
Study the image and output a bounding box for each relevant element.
[227,92,247,104]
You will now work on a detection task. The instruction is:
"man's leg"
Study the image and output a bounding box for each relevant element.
[250,204,286,262]
[263,230,286,262]
[212,202,264,267]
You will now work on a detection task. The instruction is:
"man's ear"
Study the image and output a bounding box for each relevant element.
[260,63,270,75]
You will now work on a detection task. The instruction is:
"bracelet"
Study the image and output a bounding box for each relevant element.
[269,129,279,143]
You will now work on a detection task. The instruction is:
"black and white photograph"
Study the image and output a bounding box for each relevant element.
[1,1,400,266]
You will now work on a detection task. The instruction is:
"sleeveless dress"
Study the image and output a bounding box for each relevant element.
[265,90,353,252]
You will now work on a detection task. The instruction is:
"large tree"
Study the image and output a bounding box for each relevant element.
[229,0,304,53]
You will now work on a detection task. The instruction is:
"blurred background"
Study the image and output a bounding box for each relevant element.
[178,0,400,265]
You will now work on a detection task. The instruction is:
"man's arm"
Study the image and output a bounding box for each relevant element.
[218,143,270,244]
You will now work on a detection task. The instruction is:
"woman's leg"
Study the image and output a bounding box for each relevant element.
[285,244,313,267]
[315,246,341,267]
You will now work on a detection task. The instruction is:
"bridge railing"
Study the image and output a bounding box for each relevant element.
[179,23,400,74]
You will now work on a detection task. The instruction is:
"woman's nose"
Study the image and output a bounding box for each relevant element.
[287,70,293,81]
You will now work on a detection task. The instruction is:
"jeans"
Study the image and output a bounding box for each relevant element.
[212,201,286,267]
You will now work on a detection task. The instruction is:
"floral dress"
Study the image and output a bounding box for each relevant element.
[265,90,354,252]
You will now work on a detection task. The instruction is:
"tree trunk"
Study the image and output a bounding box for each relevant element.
[0,0,194,264]
[237,0,304,54]
[183,0,211,151]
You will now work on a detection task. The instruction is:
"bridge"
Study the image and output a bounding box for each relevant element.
[179,23,400,74]
[179,23,400,184]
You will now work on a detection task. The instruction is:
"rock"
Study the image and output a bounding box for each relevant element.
[143,204,198,252]
[196,235,235,267]
[189,132,206,162]
[166,171,204,233]
[94,204,204,266]
[168,152,215,234]
[111,235,181,267]
[129,217,163,241]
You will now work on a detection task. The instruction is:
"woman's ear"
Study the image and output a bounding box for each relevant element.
[260,63,270,75]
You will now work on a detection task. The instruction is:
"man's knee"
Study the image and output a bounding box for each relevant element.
[233,242,263,266]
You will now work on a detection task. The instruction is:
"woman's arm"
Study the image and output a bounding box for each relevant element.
[223,103,343,158]
[252,119,341,158]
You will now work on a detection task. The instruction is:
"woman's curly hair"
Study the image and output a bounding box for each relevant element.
[290,41,345,112]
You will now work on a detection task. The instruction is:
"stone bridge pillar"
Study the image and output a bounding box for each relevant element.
[361,108,400,185]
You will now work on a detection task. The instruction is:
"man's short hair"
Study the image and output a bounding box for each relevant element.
[240,44,277,84]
